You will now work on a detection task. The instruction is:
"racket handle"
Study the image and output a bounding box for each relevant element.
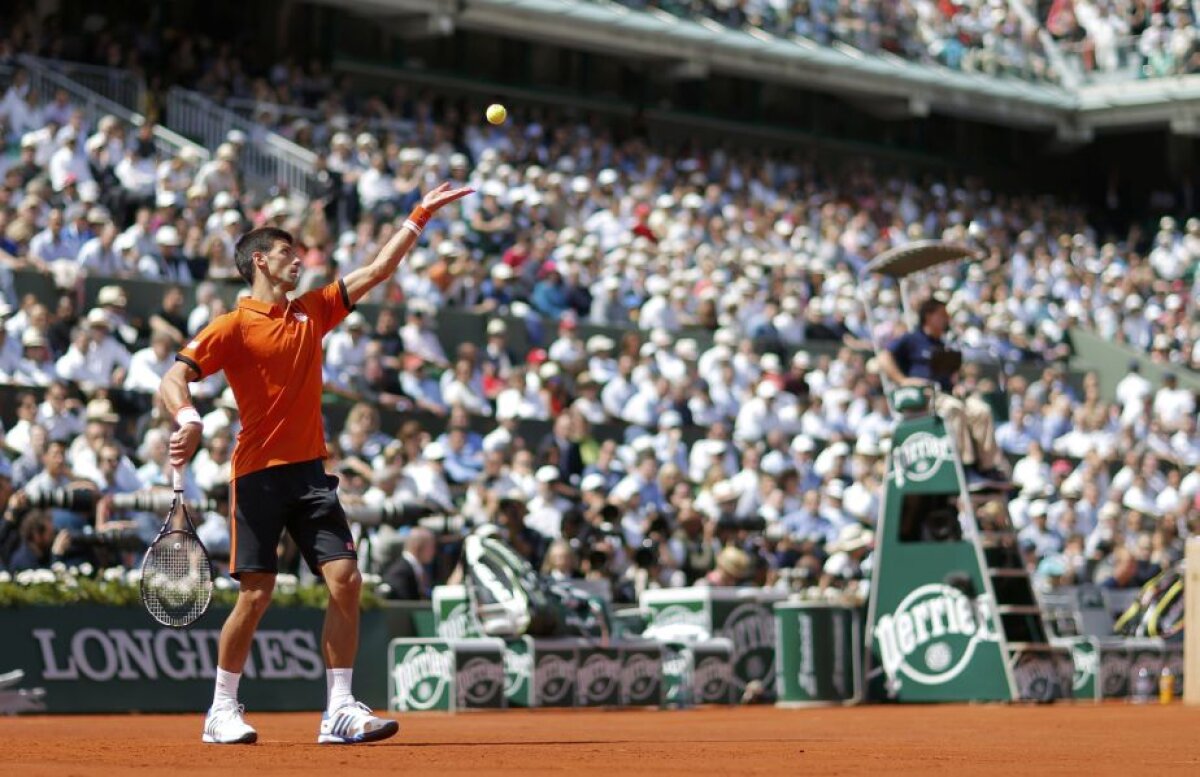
[173,467,184,493]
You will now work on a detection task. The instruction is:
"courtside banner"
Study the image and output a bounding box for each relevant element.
[641,587,784,701]
[3,606,387,713]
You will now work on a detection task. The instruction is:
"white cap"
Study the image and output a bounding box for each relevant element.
[756,381,779,400]
[712,480,741,503]
[155,225,182,246]
[85,308,112,329]
[424,442,447,461]
[535,465,560,483]
[487,319,507,335]
[791,435,815,454]
[581,473,608,492]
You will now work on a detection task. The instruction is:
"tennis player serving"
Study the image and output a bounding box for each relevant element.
[160,182,473,744]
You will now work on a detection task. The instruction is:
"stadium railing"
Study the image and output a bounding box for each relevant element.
[16,55,208,165]
[164,87,319,200]
[25,56,147,115]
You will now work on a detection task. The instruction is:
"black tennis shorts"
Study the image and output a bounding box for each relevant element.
[230,458,356,578]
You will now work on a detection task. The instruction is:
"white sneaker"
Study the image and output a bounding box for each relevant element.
[202,702,257,744]
[318,701,399,744]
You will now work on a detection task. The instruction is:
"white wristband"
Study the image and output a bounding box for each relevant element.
[175,406,202,427]
[402,219,423,237]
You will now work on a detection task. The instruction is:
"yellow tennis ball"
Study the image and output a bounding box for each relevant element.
[486,104,507,125]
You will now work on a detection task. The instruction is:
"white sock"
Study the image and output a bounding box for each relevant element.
[327,668,354,712]
[213,668,241,709]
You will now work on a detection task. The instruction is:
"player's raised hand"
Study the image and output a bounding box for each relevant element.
[421,181,474,213]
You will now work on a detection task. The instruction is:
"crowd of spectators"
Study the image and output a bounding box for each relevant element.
[613,0,1056,81]
[1047,0,1200,78]
[0,20,1197,611]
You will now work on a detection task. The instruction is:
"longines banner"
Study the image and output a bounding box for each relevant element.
[1,606,386,713]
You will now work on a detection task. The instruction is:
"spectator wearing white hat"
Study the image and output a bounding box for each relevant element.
[476,262,518,313]
[156,147,200,208]
[48,125,93,192]
[54,309,130,389]
[114,145,158,206]
[12,328,57,386]
[821,523,874,593]
[138,225,192,283]
[405,441,454,513]
[734,379,780,443]
[399,301,448,367]
[325,311,371,391]
[202,388,241,439]
[125,329,179,393]
[1018,500,1063,560]
[194,143,240,199]
[526,465,573,539]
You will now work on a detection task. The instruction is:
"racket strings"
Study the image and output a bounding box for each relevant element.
[142,532,214,627]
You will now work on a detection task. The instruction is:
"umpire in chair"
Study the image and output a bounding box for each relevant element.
[877,295,1008,490]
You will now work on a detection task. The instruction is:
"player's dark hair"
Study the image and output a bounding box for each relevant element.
[233,227,293,286]
[917,297,946,326]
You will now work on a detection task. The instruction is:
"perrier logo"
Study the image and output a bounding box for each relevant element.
[392,645,452,710]
[874,583,998,688]
[892,431,954,486]
[457,656,504,707]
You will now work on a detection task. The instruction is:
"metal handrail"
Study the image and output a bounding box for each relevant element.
[165,87,317,198]
[15,54,207,163]
[22,55,146,113]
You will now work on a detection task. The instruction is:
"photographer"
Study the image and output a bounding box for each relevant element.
[23,440,94,531]
[4,508,71,571]
[620,538,684,602]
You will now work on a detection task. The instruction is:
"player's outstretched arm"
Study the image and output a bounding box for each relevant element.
[161,361,204,468]
[342,182,474,305]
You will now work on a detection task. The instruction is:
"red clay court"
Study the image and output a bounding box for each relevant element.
[3,704,1199,775]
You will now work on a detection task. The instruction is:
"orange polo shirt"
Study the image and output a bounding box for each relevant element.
[177,280,352,478]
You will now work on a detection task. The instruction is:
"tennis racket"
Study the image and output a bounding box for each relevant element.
[140,467,214,628]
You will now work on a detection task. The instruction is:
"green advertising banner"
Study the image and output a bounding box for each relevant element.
[662,638,734,707]
[576,644,622,707]
[641,588,783,700]
[1054,636,1100,700]
[432,585,479,639]
[453,641,507,710]
[618,642,664,707]
[503,637,534,707]
[866,413,1015,703]
[531,638,579,708]
[774,603,863,705]
[0,605,386,713]
[388,638,506,712]
[1054,636,1184,701]
[1009,646,1073,702]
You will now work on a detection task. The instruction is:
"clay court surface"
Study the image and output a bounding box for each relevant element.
[3,704,1199,775]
